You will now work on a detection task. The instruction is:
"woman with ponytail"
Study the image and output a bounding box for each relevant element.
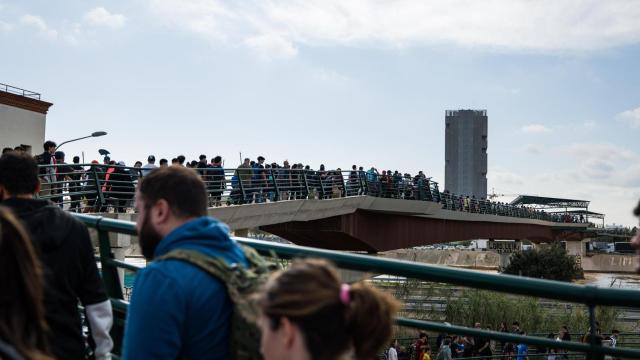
[258,258,400,360]
[0,206,52,360]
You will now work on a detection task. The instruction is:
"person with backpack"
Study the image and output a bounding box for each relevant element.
[257,258,400,360]
[122,166,249,359]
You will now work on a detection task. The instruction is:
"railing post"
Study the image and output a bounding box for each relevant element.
[357,170,366,195]
[98,228,124,300]
[339,171,347,197]
[302,170,310,198]
[236,170,246,204]
[270,168,280,201]
[588,304,597,359]
[92,167,105,211]
[319,174,326,199]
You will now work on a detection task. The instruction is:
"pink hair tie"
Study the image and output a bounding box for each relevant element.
[339,284,351,305]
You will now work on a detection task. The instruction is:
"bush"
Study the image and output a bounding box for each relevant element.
[501,243,583,281]
[444,289,622,334]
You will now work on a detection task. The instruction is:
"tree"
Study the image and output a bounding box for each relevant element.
[501,243,583,282]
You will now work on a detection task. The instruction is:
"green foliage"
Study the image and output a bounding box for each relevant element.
[444,289,623,334]
[501,243,583,281]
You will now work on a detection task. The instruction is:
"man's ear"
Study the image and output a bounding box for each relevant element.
[35,180,41,194]
[151,199,171,225]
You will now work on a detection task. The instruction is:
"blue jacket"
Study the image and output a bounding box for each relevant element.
[122,217,247,359]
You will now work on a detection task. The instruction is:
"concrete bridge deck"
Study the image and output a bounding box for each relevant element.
[106,196,588,252]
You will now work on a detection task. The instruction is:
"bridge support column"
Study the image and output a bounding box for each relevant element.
[565,239,587,257]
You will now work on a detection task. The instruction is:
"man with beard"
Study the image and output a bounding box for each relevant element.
[0,152,113,360]
[122,166,247,359]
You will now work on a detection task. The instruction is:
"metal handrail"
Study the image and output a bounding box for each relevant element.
[76,214,640,358]
[41,164,588,224]
[0,82,41,100]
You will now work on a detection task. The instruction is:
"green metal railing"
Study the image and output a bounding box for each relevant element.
[76,213,640,358]
[39,164,587,224]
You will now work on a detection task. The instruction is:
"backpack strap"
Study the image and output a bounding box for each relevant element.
[154,245,276,293]
[156,249,234,284]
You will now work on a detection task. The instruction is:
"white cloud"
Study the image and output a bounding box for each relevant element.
[20,14,57,38]
[85,7,126,29]
[619,106,640,128]
[0,20,11,32]
[521,124,551,134]
[244,33,297,60]
[488,168,525,186]
[524,144,542,154]
[64,23,83,45]
[564,143,637,162]
[146,0,640,59]
[583,120,596,129]
[582,159,615,179]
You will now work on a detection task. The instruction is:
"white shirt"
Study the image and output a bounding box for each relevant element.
[141,163,158,176]
[388,347,398,360]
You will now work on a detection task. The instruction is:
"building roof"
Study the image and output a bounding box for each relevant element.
[510,195,590,209]
[548,210,605,219]
[0,83,53,114]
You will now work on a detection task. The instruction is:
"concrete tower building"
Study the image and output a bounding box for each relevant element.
[445,109,488,199]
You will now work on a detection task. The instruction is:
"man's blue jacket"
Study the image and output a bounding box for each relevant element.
[122,217,247,359]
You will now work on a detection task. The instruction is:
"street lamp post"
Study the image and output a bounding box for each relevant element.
[55,131,107,151]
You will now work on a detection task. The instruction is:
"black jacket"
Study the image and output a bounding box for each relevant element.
[2,198,108,360]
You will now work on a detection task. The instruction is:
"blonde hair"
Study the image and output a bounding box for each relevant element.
[259,259,400,360]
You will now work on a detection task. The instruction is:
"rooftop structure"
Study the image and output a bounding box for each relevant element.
[0,82,53,154]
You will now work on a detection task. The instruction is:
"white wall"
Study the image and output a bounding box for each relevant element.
[0,104,46,154]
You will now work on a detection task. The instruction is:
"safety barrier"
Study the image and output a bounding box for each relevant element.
[76,213,640,358]
[39,164,581,224]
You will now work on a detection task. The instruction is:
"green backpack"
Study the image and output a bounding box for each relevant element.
[156,245,279,360]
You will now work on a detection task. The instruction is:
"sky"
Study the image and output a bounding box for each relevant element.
[1,0,640,226]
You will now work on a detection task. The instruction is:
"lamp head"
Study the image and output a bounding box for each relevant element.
[92,131,107,137]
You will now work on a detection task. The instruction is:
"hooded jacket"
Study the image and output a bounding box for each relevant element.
[122,217,247,360]
[2,198,113,360]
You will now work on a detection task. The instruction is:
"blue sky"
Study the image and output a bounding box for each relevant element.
[1,0,640,226]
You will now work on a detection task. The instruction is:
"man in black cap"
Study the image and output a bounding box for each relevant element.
[141,155,158,177]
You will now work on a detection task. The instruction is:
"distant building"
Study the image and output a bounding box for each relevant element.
[0,83,53,154]
[445,109,488,199]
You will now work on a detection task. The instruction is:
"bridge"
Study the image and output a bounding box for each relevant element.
[40,164,593,252]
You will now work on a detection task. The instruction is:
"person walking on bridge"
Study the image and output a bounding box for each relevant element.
[141,155,158,177]
[0,152,113,360]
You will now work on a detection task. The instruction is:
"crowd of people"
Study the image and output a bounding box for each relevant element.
[4,142,589,225]
[0,148,400,360]
[384,322,622,360]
